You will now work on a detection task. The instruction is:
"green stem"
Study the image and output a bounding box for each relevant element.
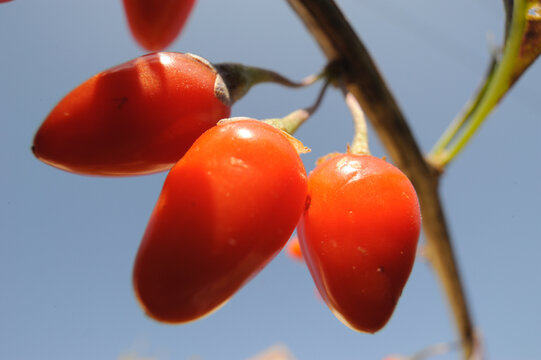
[429,0,527,167]
[430,59,497,157]
[341,86,370,155]
[263,78,330,134]
[213,62,327,104]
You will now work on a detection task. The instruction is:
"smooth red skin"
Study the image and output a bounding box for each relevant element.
[33,52,230,176]
[297,154,421,333]
[123,0,196,51]
[133,120,308,323]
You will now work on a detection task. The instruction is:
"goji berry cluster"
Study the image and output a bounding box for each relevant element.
[32,2,421,334]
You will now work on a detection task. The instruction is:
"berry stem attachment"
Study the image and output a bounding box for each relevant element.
[341,84,370,155]
[214,62,326,104]
[263,78,331,135]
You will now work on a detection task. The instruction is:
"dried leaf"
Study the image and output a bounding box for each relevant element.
[511,1,541,84]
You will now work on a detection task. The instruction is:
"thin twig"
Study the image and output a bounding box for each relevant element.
[429,0,528,167]
[213,62,324,104]
[339,84,370,155]
[286,0,475,358]
[263,77,331,134]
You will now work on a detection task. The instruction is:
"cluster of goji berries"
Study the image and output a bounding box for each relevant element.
[32,1,421,334]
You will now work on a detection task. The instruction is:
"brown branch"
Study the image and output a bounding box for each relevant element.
[286,0,475,358]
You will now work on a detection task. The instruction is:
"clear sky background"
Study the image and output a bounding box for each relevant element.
[1,0,540,359]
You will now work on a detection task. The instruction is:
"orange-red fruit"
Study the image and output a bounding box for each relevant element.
[123,0,196,51]
[133,119,308,323]
[286,236,304,262]
[33,52,230,176]
[298,154,421,333]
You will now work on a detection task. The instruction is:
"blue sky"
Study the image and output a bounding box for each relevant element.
[1,0,540,359]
